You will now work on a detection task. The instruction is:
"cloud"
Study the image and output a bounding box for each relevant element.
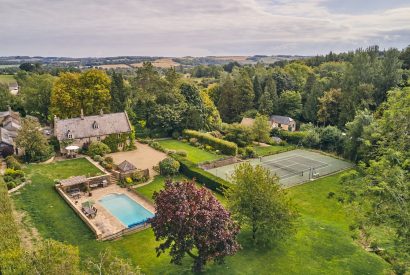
[0,0,409,56]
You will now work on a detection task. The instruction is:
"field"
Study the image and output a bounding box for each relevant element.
[95,64,132,69]
[135,175,226,205]
[11,158,388,274]
[0,74,16,85]
[158,139,221,163]
[132,58,181,68]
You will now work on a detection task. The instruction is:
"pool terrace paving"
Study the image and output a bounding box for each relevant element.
[60,184,155,240]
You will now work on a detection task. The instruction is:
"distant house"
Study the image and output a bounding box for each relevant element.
[240,115,296,132]
[0,107,21,157]
[270,115,296,132]
[54,110,132,153]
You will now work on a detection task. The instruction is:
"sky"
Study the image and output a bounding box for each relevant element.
[1,0,410,57]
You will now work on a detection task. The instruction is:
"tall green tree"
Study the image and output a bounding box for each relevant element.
[228,163,297,245]
[15,118,52,162]
[258,77,278,115]
[317,88,342,126]
[0,84,15,111]
[180,83,206,130]
[19,73,55,121]
[218,75,238,123]
[252,114,271,143]
[51,69,111,118]
[344,109,373,162]
[233,69,254,116]
[253,75,263,107]
[110,71,129,112]
[278,90,302,118]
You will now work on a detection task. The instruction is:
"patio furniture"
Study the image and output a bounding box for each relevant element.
[101,180,108,187]
[89,182,99,189]
[82,206,96,219]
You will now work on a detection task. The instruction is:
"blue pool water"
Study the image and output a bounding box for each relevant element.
[99,193,154,228]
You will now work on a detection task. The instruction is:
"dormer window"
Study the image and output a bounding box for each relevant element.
[92,121,99,129]
[67,130,73,139]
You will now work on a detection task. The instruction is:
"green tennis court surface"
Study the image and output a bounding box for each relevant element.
[206,149,353,188]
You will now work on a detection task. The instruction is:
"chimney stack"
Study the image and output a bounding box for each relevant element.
[100,109,104,116]
[80,109,84,120]
[7,105,11,113]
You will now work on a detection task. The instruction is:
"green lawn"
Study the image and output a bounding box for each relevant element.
[253,144,294,156]
[0,74,16,85]
[135,174,226,205]
[135,174,187,203]
[158,139,221,163]
[12,159,389,274]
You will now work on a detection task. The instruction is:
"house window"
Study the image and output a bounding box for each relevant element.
[92,121,99,129]
[67,130,73,139]
[278,123,282,127]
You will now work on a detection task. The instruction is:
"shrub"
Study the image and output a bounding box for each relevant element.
[104,156,114,164]
[125,177,133,185]
[149,141,166,152]
[222,123,253,147]
[189,138,198,145]
[176,150,187,157]
[171,154,234,194]
[172,131,181,139]
[243,147,256,159]
[3,168,25,190]
[159,158,180,176]
[183,129,238,156]
[205,145,213,151]
[87,141,111,157]
[274,130,308,145]
[5,156,21,170]
[92,155,102,162]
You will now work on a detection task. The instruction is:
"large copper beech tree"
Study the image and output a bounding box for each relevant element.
[150,180,240,272]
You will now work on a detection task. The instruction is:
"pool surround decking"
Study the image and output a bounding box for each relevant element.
[57,183,155,240]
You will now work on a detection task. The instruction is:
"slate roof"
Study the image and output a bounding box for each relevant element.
[0,109,21,146]
[54,112,132,141]
[117,160,137,172]
[270,115,294,125]
[59,175,88,187]
[0,127,14,146]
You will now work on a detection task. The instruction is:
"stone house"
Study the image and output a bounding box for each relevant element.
[0,107,21,157]
[270,115,296,132]
[54,110,133,154]
[240,115,296,132]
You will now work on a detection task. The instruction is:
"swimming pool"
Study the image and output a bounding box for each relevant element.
[99,193,154,228]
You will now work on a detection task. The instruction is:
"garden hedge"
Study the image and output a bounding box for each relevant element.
[171,154,234,195]
[182,129,238,156]
[274,130,308,145]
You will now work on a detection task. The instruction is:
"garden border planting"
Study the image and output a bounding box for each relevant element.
[182,129,238,156]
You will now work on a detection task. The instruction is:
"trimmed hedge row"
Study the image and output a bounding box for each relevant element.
[171,154,234,195]
[182,129,238,156]
[274,130,308,144]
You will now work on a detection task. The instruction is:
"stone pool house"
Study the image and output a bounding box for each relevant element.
[240,115,296,132]
[54,110,133,154]
[0,107,21,157]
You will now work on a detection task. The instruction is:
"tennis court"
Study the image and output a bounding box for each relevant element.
[206,149,353,188]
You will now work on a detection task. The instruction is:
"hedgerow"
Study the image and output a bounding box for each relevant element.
[171,154,234,194]
[182,129,238,156]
